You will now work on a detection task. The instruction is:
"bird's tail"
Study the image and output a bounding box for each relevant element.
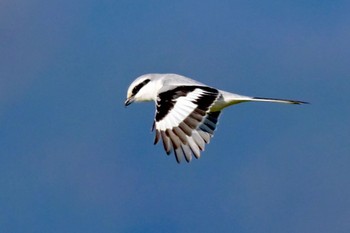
[219,91,308,105]
[251,96,308,105]
[212,91,308,111]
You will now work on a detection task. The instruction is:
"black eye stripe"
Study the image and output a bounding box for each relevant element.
[132,79,150,96]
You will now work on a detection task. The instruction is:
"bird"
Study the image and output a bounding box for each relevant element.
[125,73,307,163]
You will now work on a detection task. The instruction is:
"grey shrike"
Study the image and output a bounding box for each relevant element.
[125,73,307,163]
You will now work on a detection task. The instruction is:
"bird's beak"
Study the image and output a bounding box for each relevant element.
[124,96,134,107]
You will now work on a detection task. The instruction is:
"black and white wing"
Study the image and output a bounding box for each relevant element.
[153,85,222,163]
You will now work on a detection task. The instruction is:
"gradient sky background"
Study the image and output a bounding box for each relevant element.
[1,1,350,233]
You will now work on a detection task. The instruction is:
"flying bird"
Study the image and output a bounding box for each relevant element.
[125,73,307,163]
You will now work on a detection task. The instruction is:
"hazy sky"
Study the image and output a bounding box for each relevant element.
[1,1,349,233]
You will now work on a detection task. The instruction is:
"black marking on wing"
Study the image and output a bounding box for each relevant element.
[156,86,219,122]
[153,85,222,163]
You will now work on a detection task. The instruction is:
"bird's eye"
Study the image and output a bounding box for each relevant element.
[132,79,150,96]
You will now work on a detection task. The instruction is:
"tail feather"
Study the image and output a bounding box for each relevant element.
[214,91,308,111]
[252,97,309,105]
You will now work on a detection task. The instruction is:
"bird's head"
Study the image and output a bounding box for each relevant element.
[125,74,160,106]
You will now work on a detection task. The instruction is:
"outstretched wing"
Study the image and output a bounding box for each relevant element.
[153,85,221,163]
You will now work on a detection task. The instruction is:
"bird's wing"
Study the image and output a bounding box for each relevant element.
[153,85,221,163]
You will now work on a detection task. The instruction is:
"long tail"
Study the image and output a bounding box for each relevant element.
[251,96,309,105]
[214,91,308,111]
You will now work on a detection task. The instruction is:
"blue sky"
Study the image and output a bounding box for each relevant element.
[1,1,349,233]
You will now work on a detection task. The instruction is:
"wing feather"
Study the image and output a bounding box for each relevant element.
[161,131,172,154]
[186,136,201,159]
[154,86,221,163]
[173,127,188,144]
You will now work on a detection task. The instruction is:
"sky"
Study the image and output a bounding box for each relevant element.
[1,1,350,233]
